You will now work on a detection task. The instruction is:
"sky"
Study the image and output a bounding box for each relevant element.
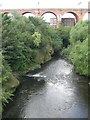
[0,0,89,21]
[0,0,89,9]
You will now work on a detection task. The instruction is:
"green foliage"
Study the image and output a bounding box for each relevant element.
[0,52,19,111]
[1,13,68,111]
[32,32,41,47]
[2,62,19,110]
[2,13,62,73]
[2,89,14,106]
[57,23,71,48]
[1,13,89,113]
[69,21,89,75]
[69,38,89,75]
[70,21,88,44]
[61,46,71,57]
[62,20,89,76]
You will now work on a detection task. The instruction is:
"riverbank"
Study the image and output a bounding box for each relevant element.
[2,54,89,113]
[2,55,56,113]
[2,14,89,118]
[1,58,20,112]
[3,58,88,118]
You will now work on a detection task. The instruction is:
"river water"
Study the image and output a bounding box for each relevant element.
[3,58,88,118]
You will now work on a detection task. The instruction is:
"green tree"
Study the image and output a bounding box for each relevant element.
[70,21,88,44]
[0,52,19,111]
[69,38,89,75]
[68,21,89,75]
[32,32,41,47]
[2,13,63,73]
[57,23,71,48]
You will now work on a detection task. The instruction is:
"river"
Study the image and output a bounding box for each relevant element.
[3,58,88,118]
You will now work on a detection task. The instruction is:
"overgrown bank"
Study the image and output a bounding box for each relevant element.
[1,13,63,110]
[2,13,62,74]
[0,52,19,112]
[1,13,89,111]
[61,21,89,76]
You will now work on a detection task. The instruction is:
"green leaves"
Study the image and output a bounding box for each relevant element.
[0,52,19,111]
[61,21,89,76]
[1,13,65,112]
[57,23,71,48]
[69,39,88,75]
[32,32,41,47]
[70,21,88,44]
[68,21,89,76]
[2,12,63,74]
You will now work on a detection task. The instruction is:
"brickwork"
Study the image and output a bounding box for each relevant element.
[0,8,89,22]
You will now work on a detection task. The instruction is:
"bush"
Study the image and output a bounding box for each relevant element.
[68,21,89,76]
[57,23,71,48]
[0,52,19,111]
[70,21,88,44]
[69,39,89,75]
[2,13,63,74]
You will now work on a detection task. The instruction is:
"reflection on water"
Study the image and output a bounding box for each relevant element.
[3,58,88,118]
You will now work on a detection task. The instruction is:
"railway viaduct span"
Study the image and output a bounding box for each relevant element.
[0,8,89,26]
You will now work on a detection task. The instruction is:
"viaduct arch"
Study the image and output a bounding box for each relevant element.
[41,11,58,20]
[22,12,35,17]
[0,8,89,26]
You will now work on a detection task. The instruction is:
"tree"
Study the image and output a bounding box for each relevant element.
[2,13,63,73]
[69,38,89,75]
[32,32,41,47]
[70,21,88,44]
[57,23,71,48]
[68,21,89,76]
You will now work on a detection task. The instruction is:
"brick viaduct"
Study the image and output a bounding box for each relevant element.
[0,8,89,22]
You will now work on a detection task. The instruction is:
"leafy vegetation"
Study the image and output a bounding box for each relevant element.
[57,23,71,48]
[61,20,89,76]
[70,21,88,44]
[0,52,19,111]
[1,12,89,112]
[69,39,89,75]
[1,13,63,110]
[2,13,62,74]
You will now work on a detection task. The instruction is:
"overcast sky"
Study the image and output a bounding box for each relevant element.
[0,0,89,9]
